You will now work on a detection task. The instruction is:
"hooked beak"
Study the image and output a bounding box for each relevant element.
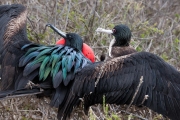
[46,24,67,38]
[96,28,113,34]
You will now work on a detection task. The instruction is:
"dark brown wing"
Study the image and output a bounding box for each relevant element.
[0,4,31,90]
[111,46,137,57]
[59,51,180,120]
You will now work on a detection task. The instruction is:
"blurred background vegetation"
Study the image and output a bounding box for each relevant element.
[0,0,179,119]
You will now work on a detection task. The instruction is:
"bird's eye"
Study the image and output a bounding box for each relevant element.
[112,29,116,33]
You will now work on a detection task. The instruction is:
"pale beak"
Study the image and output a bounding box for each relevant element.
[96,28,113,34]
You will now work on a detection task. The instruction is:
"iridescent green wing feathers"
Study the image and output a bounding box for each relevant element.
[19,44,92,88]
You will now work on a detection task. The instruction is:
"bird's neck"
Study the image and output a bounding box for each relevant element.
[109,41,137,58]
[109,39,132,58]
[65,41,82,51]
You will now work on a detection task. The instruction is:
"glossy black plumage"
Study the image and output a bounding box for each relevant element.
[0,4,31,90]
[0,4,91,119]
[110,24,137,57]
[60,52,180,120]
[0,4,180,120]
[97,25,137,61]
[58,25,180,120]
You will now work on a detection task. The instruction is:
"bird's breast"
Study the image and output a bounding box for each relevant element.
[110,46,137,58]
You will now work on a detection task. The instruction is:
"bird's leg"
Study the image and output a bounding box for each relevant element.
[25,81,38,89]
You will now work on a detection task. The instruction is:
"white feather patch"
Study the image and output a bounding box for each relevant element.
[109,39,115,58]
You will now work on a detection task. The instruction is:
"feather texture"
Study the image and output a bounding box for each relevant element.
[1,4,180,120]
[0,5,91,120]
[19,44,91,88]
[58,52,180,120]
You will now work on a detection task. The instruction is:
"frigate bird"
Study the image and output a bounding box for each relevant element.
[96,25,137,60]
[0,4,180,120]
[0,3,92,117]
[58,25,180,120]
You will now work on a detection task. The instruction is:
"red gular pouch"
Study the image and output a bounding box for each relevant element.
[56,38,95,62]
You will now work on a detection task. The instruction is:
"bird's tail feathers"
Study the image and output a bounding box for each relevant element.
[0,88,43,100]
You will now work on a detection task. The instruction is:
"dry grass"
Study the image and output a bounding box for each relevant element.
[0,0,180,119]
[0,96,57,120]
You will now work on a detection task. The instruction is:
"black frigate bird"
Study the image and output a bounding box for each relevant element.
[57,25,180,120]
[96,25,137,61]
[0,4,180,120]
[0,3,92,118]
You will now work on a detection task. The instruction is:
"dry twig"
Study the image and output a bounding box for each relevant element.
[126,76,144,111]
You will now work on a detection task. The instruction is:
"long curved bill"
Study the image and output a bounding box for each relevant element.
[96,28,113,34]
[46,24,67,38]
